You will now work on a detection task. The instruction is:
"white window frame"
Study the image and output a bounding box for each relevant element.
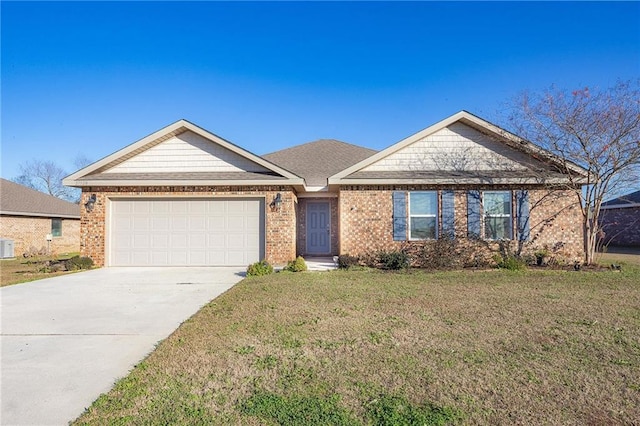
[51,218,62,237]
[483,191,513,240]
[408,191,438,240]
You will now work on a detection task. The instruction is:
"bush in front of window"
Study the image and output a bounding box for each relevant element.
[493,253,527,271]
[377,250,410,271]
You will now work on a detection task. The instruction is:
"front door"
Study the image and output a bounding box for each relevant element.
[306,202,330,255]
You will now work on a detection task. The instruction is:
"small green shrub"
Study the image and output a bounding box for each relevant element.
[378,250,410,270]
[493,254,527,271]
[284,256,307,272]
[64,256,94,271]
[337,254,359,270]
[246,260,274,276]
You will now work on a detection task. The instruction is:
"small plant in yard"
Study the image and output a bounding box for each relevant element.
[64,256,94,271]
[337,254,360,270]
[493,253,527,271]
[366,393,460,426]
[246,260,274,276]
[284,256,307,272]
[378,250,410,270]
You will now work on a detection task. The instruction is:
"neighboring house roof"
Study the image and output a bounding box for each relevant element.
[601,190,640,209]
[263,139,377,188]
[63,119,305,188]
[0,178,80,219]
[329,110,588,186]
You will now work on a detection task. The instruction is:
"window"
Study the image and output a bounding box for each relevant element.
[51,219,62,237]
[483,191,512,240]
[409,191,437,239]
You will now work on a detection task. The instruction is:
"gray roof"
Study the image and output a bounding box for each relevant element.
[602,190,640,207]
[263,139,377,187]
[0,178,80,218]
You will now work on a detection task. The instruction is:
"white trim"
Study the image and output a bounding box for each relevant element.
[0,211,81,219]
[67,178,304,187]
[408,191,438,240]
[329,111,587,184]
[63,120,303,187]
[601,203,640,210]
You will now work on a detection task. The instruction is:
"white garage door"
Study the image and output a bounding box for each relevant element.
[109,198,264,266]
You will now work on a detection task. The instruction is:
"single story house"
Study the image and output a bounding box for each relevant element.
[63,111,586,267]
[0,178,81,257]
[599,190,640,247]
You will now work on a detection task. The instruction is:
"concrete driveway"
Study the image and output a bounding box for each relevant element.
[1,267,244,425]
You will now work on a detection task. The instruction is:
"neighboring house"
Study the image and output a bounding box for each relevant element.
[0,178,81,256]
[63,111,586,267]
[599,190,640,247]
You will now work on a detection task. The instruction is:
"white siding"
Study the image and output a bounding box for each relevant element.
[105,131,269,174]
[363,123,530,172]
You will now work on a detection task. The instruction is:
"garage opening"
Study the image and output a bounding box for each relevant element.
[109,198,264,266]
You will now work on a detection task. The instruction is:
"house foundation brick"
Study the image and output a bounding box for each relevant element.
[0,216,80,256]
[339,186,584,263]
[80,186,296,267]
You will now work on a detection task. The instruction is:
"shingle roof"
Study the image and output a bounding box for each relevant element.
[263,139,377,187]
[0,178,80,218]
[602,190,640,207]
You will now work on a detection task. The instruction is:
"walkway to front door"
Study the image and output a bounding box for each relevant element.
[306,202,330,255]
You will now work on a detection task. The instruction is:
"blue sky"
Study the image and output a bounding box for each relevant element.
[2,1,639,180]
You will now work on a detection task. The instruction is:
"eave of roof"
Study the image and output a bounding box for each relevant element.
[63,119,304,187]
[329,110,588,184]
[0,178,81,218]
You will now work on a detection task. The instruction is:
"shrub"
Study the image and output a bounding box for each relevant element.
[246,260,274,276]
[337,254,360,270]
[64,256,94,271]
[284,256,307,272]
[493,254,527,271]
[366,393,460,426]
[378,250,410,270]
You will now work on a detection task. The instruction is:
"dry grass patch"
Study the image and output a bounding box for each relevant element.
[73,267,640,425]
[0,253,80,286]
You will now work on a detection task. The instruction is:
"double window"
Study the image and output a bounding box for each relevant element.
[409,192,438,239]
[483,191,513,240]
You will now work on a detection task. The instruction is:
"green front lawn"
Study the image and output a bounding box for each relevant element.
[74,267,640,425]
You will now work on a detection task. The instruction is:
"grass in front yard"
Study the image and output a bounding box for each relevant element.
[73,267,640,425]
[0,252,80,287]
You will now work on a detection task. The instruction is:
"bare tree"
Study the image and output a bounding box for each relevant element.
[14,160,79,202]
[506,80,640,264]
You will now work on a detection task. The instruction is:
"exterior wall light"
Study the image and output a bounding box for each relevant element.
[270,193,282,212]
[84,194,97,213]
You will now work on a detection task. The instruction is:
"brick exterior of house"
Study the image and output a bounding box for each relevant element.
[339,186,583,262]
[599,207,640,247]
[0,216,80,256]
[80,187,297,267]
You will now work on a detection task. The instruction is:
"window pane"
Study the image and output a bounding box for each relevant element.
[410,192,436,215]
[484,217,512,240]
[410,217,436,239]
[484,192,511,215]
[51,219,62,237]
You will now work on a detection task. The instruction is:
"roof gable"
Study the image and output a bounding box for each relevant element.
[0,178,80,218]
[330,111,587,185]
[263,139,377,188]
[64,120,304,187]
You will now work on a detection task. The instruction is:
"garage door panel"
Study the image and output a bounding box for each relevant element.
[110,198,263,266]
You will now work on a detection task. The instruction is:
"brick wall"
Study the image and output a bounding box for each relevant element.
[296,197,339,256]
[0,215,80,256]
[80,186,297,267]
[599,207,640,247]
[339,185,584,262]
